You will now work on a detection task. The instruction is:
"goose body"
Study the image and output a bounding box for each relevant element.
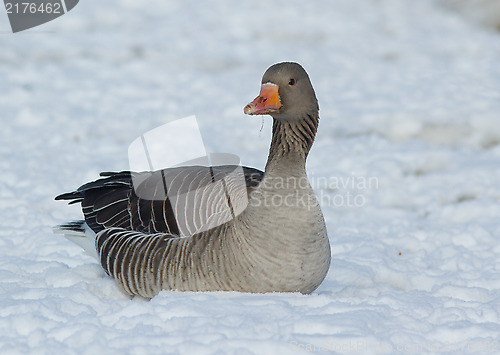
[56,62,331,298]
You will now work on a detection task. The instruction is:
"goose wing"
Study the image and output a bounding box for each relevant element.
[55,166,263,236]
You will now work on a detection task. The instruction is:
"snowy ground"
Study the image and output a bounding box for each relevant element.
[1,0,500,354]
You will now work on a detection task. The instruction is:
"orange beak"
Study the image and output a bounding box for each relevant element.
[244,83,282,115]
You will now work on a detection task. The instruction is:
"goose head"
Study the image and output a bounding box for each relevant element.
[244,62,319,122]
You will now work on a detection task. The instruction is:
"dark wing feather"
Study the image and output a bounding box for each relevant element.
[56,166,264,235]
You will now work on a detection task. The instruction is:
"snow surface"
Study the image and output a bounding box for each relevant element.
[1,0,500,354]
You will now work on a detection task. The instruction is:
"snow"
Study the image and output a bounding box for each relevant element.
[1,0,500,353]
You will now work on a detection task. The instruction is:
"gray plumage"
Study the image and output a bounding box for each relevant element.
[55,62,331,298]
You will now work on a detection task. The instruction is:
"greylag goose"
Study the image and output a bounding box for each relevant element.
[55,62,331,298]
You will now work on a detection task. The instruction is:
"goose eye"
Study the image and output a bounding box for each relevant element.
[288,78,296,86]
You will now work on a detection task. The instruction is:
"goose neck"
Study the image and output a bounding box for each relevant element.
[265,115,318,172]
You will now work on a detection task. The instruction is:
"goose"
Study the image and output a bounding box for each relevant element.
[55,62,331,298]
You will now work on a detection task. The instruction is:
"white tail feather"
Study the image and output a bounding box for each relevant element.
[53,222,99,260]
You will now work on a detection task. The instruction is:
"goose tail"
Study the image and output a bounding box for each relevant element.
[53,220,99,260]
